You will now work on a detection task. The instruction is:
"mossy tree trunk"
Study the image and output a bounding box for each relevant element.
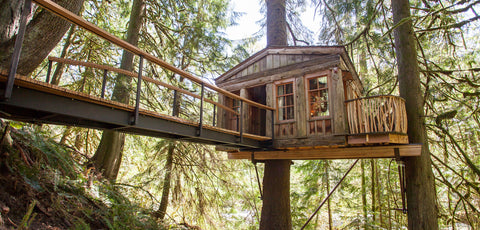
[0,0,84,75]
[391,0,439,228]
[91,0,145,181]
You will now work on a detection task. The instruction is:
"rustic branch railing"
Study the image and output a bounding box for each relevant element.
[345,95,407,135]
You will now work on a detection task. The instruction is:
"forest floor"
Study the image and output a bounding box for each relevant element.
[0,121,193,230]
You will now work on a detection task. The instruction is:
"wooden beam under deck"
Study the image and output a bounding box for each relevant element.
[227,144,422,160]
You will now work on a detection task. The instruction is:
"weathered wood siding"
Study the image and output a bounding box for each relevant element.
[332,68,347,135]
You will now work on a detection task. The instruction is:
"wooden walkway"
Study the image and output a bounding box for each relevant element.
[0,70,271,149]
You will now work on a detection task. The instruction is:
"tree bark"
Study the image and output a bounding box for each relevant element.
[154,87,181,219]
[259,160,291,229]
[0,0,84,75]
[92,0,145,181]
[361,160,367,228]
[154,143,175,219]
[325,161,333,230]
[266,0,287,47]
[391,0,439,229]
[259,0,291,229]
[371,159,376,223]
[51,24,76,85]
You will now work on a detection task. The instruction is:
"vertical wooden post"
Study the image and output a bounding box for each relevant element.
[331,68,347,135]
[240,88,249,134]
[295,76,307,137]
[265,83,275,138]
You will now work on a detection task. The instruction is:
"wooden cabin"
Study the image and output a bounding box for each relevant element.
[215,46,409,151]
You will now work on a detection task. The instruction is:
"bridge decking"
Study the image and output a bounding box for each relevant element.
[0,71,271,149]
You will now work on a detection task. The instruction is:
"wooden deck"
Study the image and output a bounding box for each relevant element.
[347,133,409,145]
[228,144,421,160]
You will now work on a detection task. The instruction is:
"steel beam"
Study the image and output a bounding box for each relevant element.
[0,85,267,149]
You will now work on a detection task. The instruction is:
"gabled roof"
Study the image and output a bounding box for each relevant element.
[216,46,362,89]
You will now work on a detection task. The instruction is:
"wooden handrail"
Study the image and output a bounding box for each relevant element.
[345,95,408,135]
[34,0,273,111]
[48,56,239,116]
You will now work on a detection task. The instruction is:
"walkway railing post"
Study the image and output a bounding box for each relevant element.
[101,69,108,98]
[236,100,240,132]
[46,60,53,83]
[271,109,275,140]
[197,82,205,136]
[131,55,143,125]
[239,100,244,143]
[212,104,216,126]
[4,0,32,100]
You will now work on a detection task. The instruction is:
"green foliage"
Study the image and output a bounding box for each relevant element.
[0,122,166,229]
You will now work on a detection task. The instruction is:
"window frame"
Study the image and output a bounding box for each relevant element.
[275,79,296,123]
[305,72,332,120]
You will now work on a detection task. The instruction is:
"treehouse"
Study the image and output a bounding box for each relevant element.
[215,46,420,160]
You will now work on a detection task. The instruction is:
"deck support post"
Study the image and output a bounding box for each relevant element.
[101,69,108,98]
[4,0,32,100]
[197,82,205,136]
[46,60,53,83]
[131,55,143,125]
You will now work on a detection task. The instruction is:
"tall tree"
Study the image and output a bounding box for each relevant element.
[259,0,292,229]
[0,0,84,75]
[391,0,439,228]
[91,0,145,181]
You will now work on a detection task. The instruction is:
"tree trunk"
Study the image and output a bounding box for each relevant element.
[154,87,181,219]
[51,24,76,85]
[154,143,175,219]
[92,0,145,181]
[259,0,291,229]
[259,160,291,229]
[325,161,333,230]
[361,160,367,227]
[0,0,84,75]
[391,0,439,229]
[266,0,287,47]
[371,159,376,224]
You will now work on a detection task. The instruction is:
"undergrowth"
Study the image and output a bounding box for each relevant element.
[0,121,180,229]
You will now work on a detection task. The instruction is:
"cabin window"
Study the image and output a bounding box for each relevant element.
[307,75,329,118]
[276,82,295,121]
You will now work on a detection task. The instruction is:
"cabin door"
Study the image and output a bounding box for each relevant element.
[246,85,266,136]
